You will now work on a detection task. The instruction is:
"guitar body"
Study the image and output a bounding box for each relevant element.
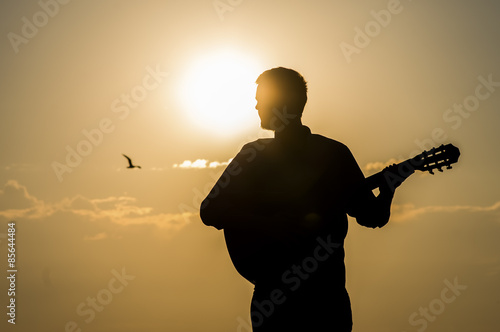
[223,144,461,284]
[224,228,261,284]
[224,214,322,284]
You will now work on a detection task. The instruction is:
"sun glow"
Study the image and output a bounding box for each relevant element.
[179,49,262,136]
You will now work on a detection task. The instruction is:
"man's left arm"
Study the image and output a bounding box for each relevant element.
[341,147,396,228]
[348,183,394,228]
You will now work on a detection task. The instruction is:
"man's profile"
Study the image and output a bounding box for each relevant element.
[200,67,401,331]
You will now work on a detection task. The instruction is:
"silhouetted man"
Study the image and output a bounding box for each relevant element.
[200,67,398,331]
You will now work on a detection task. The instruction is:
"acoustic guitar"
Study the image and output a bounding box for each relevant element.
[224,144,461,283]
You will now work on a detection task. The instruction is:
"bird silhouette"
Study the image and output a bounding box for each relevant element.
[122,154,141,169]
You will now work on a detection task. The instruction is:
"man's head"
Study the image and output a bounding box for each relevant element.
[255,67,308,131]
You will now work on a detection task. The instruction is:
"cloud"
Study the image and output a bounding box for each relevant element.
[84,232,108,241]
[59,195,196,230]
[0,180,55,219]
[363,158,402,173]
[173,159,232,169]
[0,180,195,231]
[391,201,500,222]
[3,163,39,172]
[0,179,40,209]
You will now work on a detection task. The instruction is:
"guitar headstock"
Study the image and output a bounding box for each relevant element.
[411,144,461,174]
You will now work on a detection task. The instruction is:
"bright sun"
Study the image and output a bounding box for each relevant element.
[179,49,262,136]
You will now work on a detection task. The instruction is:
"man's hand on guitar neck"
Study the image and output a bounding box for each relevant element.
[350,164,413,229]
[379,163,414,195]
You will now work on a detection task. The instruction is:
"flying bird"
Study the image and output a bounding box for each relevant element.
[122,154,141,169]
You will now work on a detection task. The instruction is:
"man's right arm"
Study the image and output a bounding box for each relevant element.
[200,141,271,231]
[200,156,246,230]
[199,142,299,238]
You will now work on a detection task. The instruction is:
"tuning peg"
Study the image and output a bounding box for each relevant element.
[438,167,443,172]
[429,169,434,175]
[447,165,452,169]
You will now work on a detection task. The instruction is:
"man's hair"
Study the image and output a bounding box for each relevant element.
[255,67,308,116]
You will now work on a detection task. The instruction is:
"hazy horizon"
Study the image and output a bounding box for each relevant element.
[1,0,499,331]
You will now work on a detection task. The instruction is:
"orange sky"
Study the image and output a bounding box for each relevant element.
[1,1,499,331]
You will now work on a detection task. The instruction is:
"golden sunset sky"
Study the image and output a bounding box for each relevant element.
[1,0,499,331]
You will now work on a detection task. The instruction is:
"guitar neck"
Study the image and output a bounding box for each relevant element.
[363,159,415,192]
[362,143,460,192]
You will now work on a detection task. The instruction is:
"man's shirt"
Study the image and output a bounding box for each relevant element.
[201,125,376,288]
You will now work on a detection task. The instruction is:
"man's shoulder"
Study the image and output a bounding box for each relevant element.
[240,138,274,150]
[245,137,274,145]
[234,138,274,161]
[310,133,350,152]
